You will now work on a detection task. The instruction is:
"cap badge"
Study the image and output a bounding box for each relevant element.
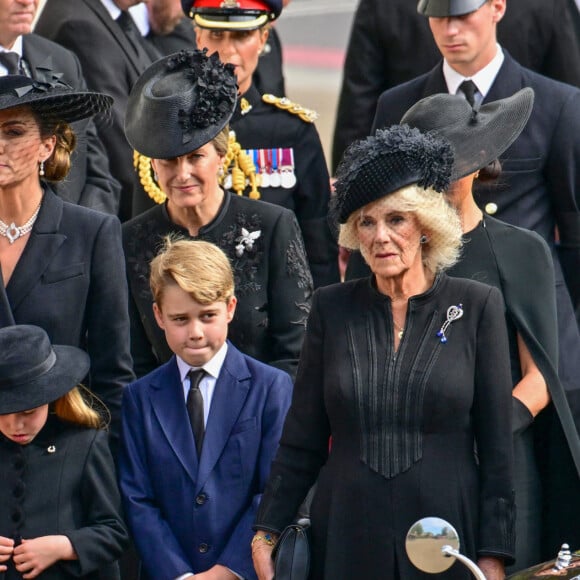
[220,0,241,7]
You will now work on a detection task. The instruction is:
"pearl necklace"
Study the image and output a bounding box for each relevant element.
[0,202,42,244]
[394,322,405,340]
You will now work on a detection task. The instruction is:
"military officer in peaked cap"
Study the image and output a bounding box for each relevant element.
[166,0,340,288]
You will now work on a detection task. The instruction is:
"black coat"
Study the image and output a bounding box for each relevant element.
[332,0,580,171]
[256,275,515,577]
[123,193,313,379]
[35,0,159,221]
[0,417,129,580]
[21,34,121,215]
[0,189,134,444]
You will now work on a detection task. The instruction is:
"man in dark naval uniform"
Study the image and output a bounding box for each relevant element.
[180,0,339,288]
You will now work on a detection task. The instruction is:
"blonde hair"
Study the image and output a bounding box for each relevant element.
[211,125,229,156]
[150,236,235,308]
[339,184,463,274]
[52,385,104,429]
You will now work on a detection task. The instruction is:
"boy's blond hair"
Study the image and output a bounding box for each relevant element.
[150,237,235,308]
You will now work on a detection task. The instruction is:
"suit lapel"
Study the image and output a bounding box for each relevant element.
[149,358,199,485]
[422,63,448,97]
[483,52,524,104]
[196,346,251,491]
[6,190,66,312]
[83,0,151,75]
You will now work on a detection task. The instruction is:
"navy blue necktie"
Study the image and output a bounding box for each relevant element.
[187,369,206,456]
[0,52,20,75]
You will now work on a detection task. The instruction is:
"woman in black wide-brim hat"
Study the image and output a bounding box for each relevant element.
[122,49,313,379]
[0,71,134,446]
[134,0,339,290]
[0,324,128,579]
[253,124,515,579]
[400,89,580,571]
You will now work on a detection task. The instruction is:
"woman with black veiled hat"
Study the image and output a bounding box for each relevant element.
[122,49,312,379]
[139,0,339,290]
[0,325,128,580]
[252,125,515,579]
[0,71,134,446]
[399,89,580,571]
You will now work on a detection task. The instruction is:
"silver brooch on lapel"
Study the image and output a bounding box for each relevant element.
[436,304,464,343]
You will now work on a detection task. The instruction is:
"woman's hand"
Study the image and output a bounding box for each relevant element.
[0,536,14,571]
[477,556,505,580]
[13,535,77,579]
[252,531,277,580]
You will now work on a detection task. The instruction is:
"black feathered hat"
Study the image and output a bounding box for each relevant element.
[0,64,112,124]
[125,49,237,159]
[332,125,453,224]
[400,88,534,180]
[0,325,90,415]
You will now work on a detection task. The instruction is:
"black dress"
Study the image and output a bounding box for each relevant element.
[123,192,313,379]
[255,274,515,579]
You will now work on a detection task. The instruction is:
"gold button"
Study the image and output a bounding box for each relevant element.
[484,202,498,215]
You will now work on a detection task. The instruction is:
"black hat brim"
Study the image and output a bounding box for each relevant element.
[0,75,112,124]
[0,345,90,415]
[417,0,487,17]
[400,88,535,181]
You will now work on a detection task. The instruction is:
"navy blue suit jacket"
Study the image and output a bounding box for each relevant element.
[118,342,292,580]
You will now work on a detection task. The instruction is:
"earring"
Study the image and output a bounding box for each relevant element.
[474,170,480,180]
[153,171,159,182]
[39,160,45,177]
[420,235,428,244]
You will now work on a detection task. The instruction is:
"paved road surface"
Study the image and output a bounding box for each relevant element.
[277,0,357,170]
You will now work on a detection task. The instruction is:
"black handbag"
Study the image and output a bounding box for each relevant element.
[271,484,316,580]
[272,517,310,580]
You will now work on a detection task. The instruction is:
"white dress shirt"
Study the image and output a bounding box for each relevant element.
[0,36,23,75]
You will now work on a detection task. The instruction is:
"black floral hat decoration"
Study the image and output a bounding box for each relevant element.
[400,88,534,180]
[125,49,238,159]
[332,124,454,223]
[0,59,112,124]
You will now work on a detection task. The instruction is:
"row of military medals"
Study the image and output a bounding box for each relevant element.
[222,144,298,192]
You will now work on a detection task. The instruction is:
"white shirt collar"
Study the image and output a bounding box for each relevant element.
[443,44,504,101]
[128,3,150,36]
[99,0,122,21]
[176,341,229,382]
[0,36,23,56]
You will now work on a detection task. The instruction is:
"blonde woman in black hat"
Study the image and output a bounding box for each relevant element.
[0,71,134,447]
[0,325,128,579]
[158,0,339,290]
[400,89,580,571]
[252,125,514,579]
[123,49,312,379]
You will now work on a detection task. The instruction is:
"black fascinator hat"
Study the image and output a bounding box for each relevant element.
[400,88,534,181]
[125,49,238,159]
[0,325,90,415]
[0,63,112,124]
[332,124,453,224]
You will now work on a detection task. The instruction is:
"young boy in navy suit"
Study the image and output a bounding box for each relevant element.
[118,238,293,580]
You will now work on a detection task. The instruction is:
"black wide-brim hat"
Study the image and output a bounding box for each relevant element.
[0,325,90,415]
[332,124,454,224]
[0,68,112,124]
[400,88,534,180]
[125,49,237,159]
[183,0,282,30]
[417,0,487,17]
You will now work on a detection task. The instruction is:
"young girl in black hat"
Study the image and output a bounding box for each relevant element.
[0,325,128,580]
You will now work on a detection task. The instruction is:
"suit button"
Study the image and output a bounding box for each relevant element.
[195,493,207,505]
[199,543,209,553]
[484,202,498,215]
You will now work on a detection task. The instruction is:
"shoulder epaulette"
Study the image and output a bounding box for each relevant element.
[262,94,318,123]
